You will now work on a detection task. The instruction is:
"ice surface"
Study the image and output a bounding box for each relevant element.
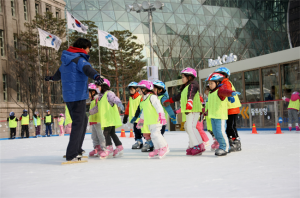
[1,131,299,197]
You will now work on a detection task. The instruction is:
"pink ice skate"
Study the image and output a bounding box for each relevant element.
[113,145,124,158]
[296,126,300,131]
[100,145,113,159]
[89,145,101,157]
[211,138,219,151]
[186,147,193,155]
[288,127,292,131]
[158,146,169,159]
[148,149,159,158]
[191,143,205,156]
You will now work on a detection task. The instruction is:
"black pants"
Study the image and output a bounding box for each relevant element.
[133,123,142,140]
[10,128,16,139]
[103,126,122,147]
[226,114,239,139]
[66,100,88,160]
[21,125,29,138]
[161,125,166,136]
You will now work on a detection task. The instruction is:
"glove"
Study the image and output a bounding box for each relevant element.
[232,92,241,96]
[158,113,167,125]
[45,76,53,82]
[123,115,128,124]
[228,96,235,103]
[130,117,137,124]
[117,103,125,112]
[186,99,193,110]
[175,108,181,114]
[282,96,286,101]
[163,98,174,107]
[170,115,176,124]
[94,75,104,85]
[136,119,144,129]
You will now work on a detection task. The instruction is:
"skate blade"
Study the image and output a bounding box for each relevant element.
[61,160,88,165]
[100,154,113,160]
[113,151,123,158]
[148,155,159,159]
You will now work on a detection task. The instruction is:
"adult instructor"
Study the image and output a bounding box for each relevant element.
[45,38,104,161]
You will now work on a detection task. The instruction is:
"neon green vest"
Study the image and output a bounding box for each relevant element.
[288,99,300,111]
[158,95,168,120]
[36,117,41,126]
[65,105,72,125]
[21,115,29,125]
[9,117,17,128]
[227,81,241,109]
[204,100,212,131]
[58,117,64,125]
[207,89,228,120]
[181,85,203,122]
[89,99,100,123]
[140,94,159,126]
[129,95,142,122]
[45,115,52,123]
[97,91,122,129]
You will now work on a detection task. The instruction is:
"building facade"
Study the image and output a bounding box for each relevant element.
[0,0,66,138]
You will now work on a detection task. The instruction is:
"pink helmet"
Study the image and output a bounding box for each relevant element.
[88,83,97,90]
[59,113,64,117]
[137,80,154,91]
[181,67,197,78]
[103,79,111,87]
[292,91,299,95]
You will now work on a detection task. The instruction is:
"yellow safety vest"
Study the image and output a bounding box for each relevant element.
[288,99,300,111]
[181,85,203,122]
[89,99,99,123]
[9,117,17,128]
[158,95,169,120]
[129,95,142,122]
[21,115,29,125]
[45,115,52,123]
[58,117,64,126]
[227,81,241,109]
[207,89,228,120]
[36,117,41,126]
[65,105,72,125]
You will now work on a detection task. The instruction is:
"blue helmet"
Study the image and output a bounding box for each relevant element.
[9,112,15,116]
[206,73,225,82]
[214,67,230,77]
[23,109,28,113]
[205,73,213,82]
[128,82,138,88]
[153,80,166,90]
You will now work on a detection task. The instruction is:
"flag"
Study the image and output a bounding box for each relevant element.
[98,30,119,50]
[38,28,62,51]
[66,11,88,34]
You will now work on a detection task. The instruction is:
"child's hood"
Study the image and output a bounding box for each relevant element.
[291,92,300,101]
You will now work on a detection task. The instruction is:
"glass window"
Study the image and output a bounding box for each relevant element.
[23,0,28,20]
[3,74,7,101]
[56,11,59,18]
[245,70,261,102]
[262,66,279,101]
[13,34,17,59]
[46,7,49,12]
[229,72,245,103]
[11,0,15,16]
[17,77,21,102]
[0,30,5,57]
[281,61,300,98]
[35,4,39,15]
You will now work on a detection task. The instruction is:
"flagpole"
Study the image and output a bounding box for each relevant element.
[65,8,69,47]
[99,46,101,75]
[37,27,44,134]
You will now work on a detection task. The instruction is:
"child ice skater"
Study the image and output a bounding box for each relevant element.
[7,112,18,139]
[88,83,106,157]
[44,110,53,137]
[19,109,29,138]
[64,105,72,134]
[206,72,239,156]
[282,91,300,131]
[136,80,169,159]
[89,79,125,159]
[163,68,205,156]
[58,114,65,136]
[123,82,143,149]
[33,112,41,137]
[214,67,242,151]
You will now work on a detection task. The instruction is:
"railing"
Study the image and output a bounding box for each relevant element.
[237,99,300,128]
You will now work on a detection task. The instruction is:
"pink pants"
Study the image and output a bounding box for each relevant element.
[65,123,72,134]
[59,125,65,136]
[196,121,209,142]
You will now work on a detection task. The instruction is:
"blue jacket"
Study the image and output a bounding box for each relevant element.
[158,91,176,118]
[53,50,99,102]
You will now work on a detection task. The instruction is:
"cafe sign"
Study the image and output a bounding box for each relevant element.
[208,53,237,67]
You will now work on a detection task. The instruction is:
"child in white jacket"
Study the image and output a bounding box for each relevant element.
[136,80,169,159]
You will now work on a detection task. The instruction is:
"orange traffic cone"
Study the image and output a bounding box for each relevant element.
[120,129,126,137]
[252,123,258,134]
[275,123,283,134]
[129,129,134,138]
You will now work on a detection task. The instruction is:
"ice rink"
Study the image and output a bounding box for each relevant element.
[1,130,299,198]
